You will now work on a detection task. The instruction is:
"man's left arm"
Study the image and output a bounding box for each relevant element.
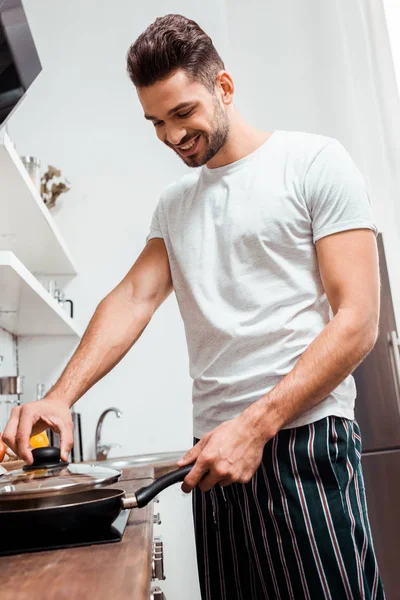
[179,228,380,492]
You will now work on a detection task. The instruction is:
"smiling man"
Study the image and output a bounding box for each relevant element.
[142,86,229,166]
[3,13,385,600]
[141,70,230,167]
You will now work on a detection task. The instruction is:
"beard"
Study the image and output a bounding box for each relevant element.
[171,98,230,168]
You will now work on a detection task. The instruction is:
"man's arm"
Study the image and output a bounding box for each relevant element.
[45,238,172,407]
[3,238,172,462]
[246,228,380,437]
[179,228,380,492]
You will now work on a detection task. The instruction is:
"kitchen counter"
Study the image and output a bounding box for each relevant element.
[0,466,156,600]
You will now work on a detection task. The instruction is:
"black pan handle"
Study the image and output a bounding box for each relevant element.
[135,464,193,508]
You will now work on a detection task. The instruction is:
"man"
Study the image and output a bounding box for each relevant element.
[4,13,384,600]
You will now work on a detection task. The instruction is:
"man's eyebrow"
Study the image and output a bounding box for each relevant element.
[144,101,195,121]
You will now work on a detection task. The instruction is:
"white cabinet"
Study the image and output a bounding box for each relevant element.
[0,130,77,279]
[0,251,81,336]
[0,131,81,339]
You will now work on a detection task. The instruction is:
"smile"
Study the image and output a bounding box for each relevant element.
[176,134,201,156]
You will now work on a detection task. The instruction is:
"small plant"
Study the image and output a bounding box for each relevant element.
[41,166,70,209]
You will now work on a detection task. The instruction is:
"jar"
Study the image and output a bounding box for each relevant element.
[20,155,41,193]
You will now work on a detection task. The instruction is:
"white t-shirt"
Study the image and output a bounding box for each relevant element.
[147,129,377,439]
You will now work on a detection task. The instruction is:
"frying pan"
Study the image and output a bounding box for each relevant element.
[0,448,193,535]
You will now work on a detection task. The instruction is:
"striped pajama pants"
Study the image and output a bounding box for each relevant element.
[192,417,385,599]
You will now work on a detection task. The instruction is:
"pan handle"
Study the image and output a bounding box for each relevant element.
[134,464,193,508]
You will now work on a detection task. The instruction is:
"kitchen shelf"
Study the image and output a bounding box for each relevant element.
[0,130,77,279]
[0,251,82,336]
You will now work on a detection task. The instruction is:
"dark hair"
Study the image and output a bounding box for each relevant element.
[126,14,225,93]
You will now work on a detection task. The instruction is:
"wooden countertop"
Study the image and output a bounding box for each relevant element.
[0,466,155,600]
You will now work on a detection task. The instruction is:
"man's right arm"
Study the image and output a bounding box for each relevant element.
[3,238,172,463]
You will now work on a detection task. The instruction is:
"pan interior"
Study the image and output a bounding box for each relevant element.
[0,488,125,513]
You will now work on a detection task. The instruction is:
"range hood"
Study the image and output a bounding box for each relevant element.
[0,0,42,128]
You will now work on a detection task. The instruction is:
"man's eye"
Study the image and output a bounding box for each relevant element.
[177,110,193,118]
[153,121,163,127]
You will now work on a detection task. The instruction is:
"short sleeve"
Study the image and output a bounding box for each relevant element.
[146,200,164,243]
[304,139,378,243]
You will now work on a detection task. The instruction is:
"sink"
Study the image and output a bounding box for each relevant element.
[90,450,188,471]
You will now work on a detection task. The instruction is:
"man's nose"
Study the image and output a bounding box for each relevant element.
[165,124,187,146]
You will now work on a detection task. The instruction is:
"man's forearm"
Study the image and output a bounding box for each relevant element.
[242,308,378,440]
[46,292,152,408]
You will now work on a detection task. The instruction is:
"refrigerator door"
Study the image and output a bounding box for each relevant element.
[353,234,400,452]
[361,450,400,600]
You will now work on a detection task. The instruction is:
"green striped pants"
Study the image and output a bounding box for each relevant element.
[192,417,385,599]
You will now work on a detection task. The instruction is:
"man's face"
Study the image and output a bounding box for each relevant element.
[137,69,230,168]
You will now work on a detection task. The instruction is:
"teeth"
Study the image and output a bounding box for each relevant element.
[180,136,198,150]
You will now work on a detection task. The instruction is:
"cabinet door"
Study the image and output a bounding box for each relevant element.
[353,234,400,451]
[362,450,400,600]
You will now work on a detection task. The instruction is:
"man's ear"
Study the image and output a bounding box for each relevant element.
[216,70,234,105]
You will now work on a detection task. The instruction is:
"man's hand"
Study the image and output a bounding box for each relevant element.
[2,398,74,464]
[177,410,274,493]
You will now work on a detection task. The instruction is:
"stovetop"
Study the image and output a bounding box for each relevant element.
[0,509,131,556]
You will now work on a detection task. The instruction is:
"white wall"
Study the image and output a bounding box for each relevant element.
[383,0,400,95]
[0,328,17,431]
[6,1,400,599]
[0,329,16,378]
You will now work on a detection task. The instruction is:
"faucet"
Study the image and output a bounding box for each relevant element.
[95,407,123,460]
